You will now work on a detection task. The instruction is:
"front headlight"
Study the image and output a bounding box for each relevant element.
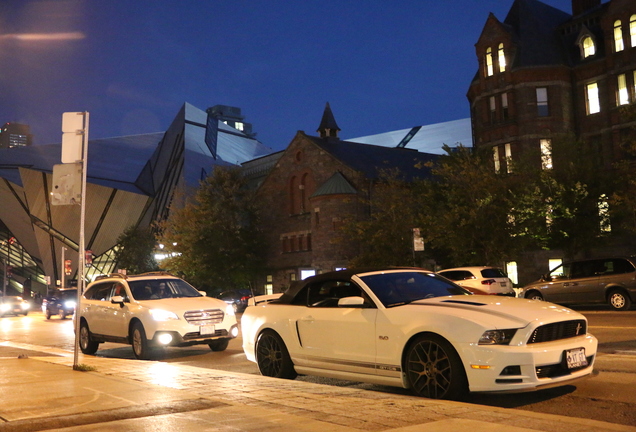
[64,300,76,309]
[478,329,517,345]
[0,304,9,312]
[21,302,30,310]
[225,304,235,316]
[149,309,179,321]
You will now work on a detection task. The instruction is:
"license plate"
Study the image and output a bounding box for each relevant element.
[200,325,215,335]
[565,348,587,369]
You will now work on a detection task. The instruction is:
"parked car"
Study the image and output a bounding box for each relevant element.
[42,289,77,319]
[241,268,597,400]
[0,296,30,316]
[437,267,515,296]
[76,272,239,360]
[217,289,253,313]
[522,257,636,311]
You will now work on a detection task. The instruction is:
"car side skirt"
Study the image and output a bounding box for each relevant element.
[293,365,406,388]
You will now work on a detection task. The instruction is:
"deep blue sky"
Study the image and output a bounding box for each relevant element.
[1,0,574,152]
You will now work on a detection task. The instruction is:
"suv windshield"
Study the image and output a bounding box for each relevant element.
[129,279,202,300]
[360,271,471,307]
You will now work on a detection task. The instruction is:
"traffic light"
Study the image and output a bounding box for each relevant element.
[64,260,72,276]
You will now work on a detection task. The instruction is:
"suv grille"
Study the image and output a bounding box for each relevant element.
[528,320,586,344]
[183,309,224,325]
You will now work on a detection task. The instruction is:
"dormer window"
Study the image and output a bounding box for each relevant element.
[582,36,595,58]
[498,43,506,72]
[485,47,494,77]
[614,20,624,52]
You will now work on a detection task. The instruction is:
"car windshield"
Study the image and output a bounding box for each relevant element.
[359,271,471,307]
[59,290,77,300]
[129,279,202,300]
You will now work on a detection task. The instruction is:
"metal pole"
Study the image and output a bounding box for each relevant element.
[60,247,66,289]
[73,112,89,369]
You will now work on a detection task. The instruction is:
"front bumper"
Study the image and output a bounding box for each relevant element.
[149,324,240,347]
[460,334,598,393]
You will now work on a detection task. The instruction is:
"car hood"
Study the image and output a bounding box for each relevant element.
[138,296,229,312]
[406,295,583,327]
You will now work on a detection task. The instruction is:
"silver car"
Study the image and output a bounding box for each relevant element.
[522,257,636,311]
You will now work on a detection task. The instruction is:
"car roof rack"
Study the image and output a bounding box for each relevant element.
[135,271,175,277]
[94,273,128,281]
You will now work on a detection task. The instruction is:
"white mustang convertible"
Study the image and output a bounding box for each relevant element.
[242,268,597,400]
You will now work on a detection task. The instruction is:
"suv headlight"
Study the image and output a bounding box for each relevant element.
[64,300,76,309]
[478,329,517,345]
[149,309,179,321]
[225,304,235,316]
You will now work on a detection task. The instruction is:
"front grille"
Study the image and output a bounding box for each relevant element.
[536,355,595,378]
[528,320,587,344]
[183,309,224,325]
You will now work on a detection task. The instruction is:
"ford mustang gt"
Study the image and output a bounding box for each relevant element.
[241,268,597,400]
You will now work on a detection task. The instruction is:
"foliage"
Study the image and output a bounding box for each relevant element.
[339,170,422,268]
[158,166,265,294]
[113,226,159,274]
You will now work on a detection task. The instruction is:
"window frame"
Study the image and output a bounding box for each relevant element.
[614,20,624,52]
[586,82,600,115]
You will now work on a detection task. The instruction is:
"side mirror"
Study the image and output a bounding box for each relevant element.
[338,296,367,308]
[198,291,207,297]
[111,295,125,307]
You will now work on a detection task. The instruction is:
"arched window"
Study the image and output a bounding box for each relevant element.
[485,47,493,77]
[614,20,624,52]
[631,14,636,47]
[289,176,299,214]
[300,173,315,213]
[498,43,506,72]
[582,36,595,58]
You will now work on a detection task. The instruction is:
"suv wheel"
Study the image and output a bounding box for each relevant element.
[208,338,229,352]
[59,309,66,320]
[45,309,51,319]
[608,290,631,311]
[131,322,151,360]
[79,321,99,354]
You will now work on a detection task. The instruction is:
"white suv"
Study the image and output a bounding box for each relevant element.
[437,266,516,296]
[77,272,239,359]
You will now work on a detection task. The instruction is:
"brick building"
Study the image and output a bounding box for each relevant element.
[253,104,438,294]
[468,0,636,284]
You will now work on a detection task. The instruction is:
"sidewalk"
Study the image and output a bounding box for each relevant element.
[0,341,634,432]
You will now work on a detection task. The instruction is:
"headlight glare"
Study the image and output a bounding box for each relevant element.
[149,309,179,321]
[225,305,235,316]
[64,300,76,309]
[478,329,517,345]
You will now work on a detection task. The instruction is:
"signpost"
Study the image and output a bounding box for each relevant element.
[54,112,89,370]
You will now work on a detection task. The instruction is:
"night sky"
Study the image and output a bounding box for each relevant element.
[1,0,575,152]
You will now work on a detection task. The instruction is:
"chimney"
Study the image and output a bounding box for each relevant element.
[572,0,601,16]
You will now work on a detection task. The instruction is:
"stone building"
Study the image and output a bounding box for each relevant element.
[468,0,636,284]
[252,104,438,293]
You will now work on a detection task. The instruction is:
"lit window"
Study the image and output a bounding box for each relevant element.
[599,194,611,233]
[614,20,624,52]
[485,47,493,77]
[489,96,496,123]
[631,15,636,47]
[586,82,600,114]
[493,146,500,173]
[506,262,518,286]
[234,122,244,131]
[504,143,512,173]
[549,259,563,276]
[498,43,506,72]
[501,93,509,120]
[617,74,629,106]
[536,87,549,116]
[582,36,595,58]
[540,139,552,170]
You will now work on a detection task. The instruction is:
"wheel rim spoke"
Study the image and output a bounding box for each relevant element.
[408,340,452,398]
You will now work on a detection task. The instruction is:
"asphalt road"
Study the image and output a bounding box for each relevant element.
[3,307,636,427]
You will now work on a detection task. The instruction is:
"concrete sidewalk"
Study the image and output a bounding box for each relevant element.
[0,342,634,432]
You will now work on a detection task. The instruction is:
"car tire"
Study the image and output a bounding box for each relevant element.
[208,338,230,352]
[608,290,631,311]
[405,334,468,401]
[525,291,543,301]
[22,311,28,316]
[59,309,66,320]
[45,309,51,320]
[79,321,99,355]
[256,330,297,380]
[131,322,151,360]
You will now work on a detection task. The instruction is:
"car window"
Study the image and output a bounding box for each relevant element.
[307,280,365,307]
[360,271,470,307]
[604,259,635,275]
[84,283,114,301]
[128,279,202,300]
[549,263,569,280]
[480,268,506,278]
[439,270,474,281]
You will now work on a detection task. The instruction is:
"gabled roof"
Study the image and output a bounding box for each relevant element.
[504,0,572,68]
[311,172,357,198]
[307,135,438,181]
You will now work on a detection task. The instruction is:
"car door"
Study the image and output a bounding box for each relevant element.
[547,260,601,304]
[83,282,114,335]
[99,283,130,338]
[295,279,378,375]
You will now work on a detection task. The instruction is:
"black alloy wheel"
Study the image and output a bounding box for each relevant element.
[405,334,468,400]
[255,330,297,379]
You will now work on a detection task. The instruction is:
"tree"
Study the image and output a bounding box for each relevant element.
[113,225,159,274]
[339,170,422,268]
[158,166,265,294]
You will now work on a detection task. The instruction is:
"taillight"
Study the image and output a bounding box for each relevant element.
[481,279,496,285]
[240,296,250,301]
